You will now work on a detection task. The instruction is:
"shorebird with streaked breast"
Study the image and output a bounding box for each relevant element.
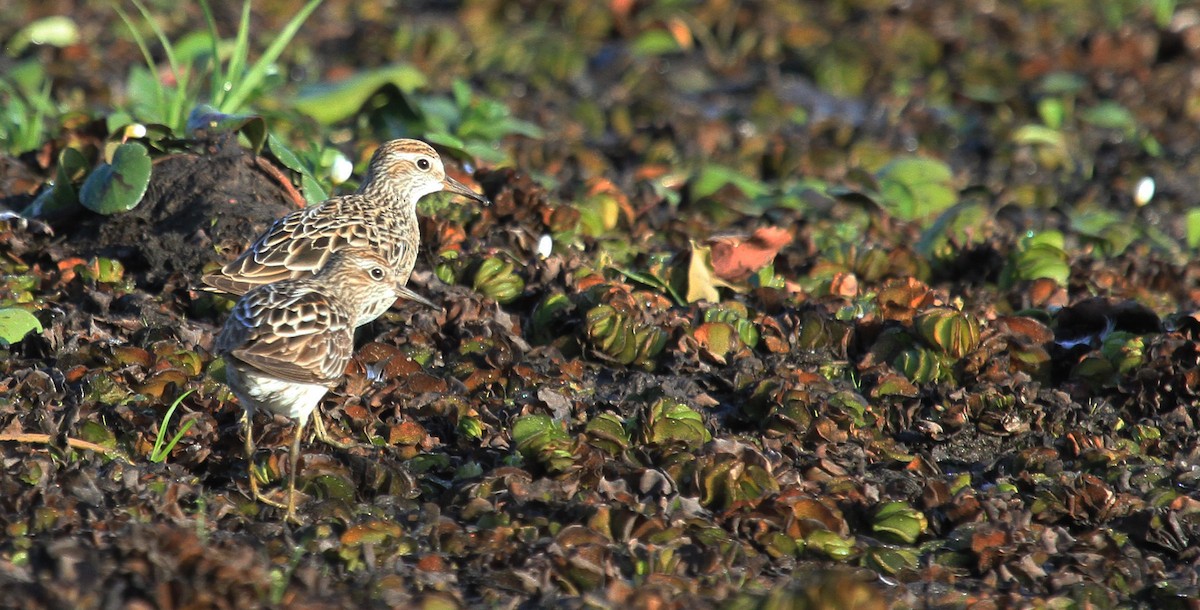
[202,138,490,315]
[214,247,409,523]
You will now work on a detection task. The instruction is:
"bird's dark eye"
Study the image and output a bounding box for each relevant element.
[416,158,431,171]
[370,267,386,281]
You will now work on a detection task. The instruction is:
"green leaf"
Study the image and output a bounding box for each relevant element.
[872,501,927,544]
[632,30,681,56]
[79,142,152,215]
[645,399,710,445]
[186,104,267,153]
[266,134,327,204]
[512,414,568,454]
[7,16,79,56]
[1069,209,1137,257]
[805,529,855,561]
[1036,98,1066,130]
[24,147,88,219]
[584,413,630,455]
[876,156,957,223]
[1080,101,1137,134]
[1005,231,1070,287]
[916,200,990,258]
[1186,209,1200,250]
[1027,230,1065,250]
[291,64,427,125]
[1038,71,1086,96]
[511,414,574,471]
[1012,124,1070,168]
[0,308,43,344]
[299,173,328,205]
[692,164,770,200]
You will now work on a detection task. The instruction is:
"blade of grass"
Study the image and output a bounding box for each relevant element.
[128,0,187,130]
[112,4,167,125]
[223,0,252,107]
[151,389,196,463]
[199,0,224,105]
[220,0,323,112]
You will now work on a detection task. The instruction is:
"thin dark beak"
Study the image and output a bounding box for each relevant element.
[442,175,490,206]
[396,285,440,310]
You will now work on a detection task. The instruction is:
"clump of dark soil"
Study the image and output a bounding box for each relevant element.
[66,134,301,287]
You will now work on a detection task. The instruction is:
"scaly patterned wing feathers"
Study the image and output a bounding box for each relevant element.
[202,195,409,295]
[215,285,353,385]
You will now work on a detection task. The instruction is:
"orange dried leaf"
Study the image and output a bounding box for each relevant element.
[389,420,427,446]
[708,226,792,283]
[828,272,859,298]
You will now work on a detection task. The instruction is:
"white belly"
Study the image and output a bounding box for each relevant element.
[225,360,330,423]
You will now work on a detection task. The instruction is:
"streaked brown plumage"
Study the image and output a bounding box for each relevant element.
[202,138,488,319]
[215,247,405,522]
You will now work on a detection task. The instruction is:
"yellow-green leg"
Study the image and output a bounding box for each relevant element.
[284,417,306,524]
[243,411,287,510]
[310,412,357,449]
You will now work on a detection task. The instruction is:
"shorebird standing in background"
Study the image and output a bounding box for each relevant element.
[202,138,489,312]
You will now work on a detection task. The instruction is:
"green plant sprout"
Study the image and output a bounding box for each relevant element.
[150,389,196,463]
[0,61,56,154]
[115,0,323,135]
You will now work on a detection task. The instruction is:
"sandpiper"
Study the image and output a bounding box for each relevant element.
[214,247,406,522]
[202,138,490,319]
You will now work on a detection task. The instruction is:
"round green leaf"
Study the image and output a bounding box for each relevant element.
[79,142,152,215]
[0,308,43,344]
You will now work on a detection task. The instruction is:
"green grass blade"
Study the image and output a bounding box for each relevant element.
[221,0,253,108]
[129,0,186,129]
[112,3,167,125]
[221,0,322,112]
[199,0,223,104]
[151,389,195,463]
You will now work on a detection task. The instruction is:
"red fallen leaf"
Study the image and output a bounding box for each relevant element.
[56,257,89,284]
[1170,494,1200,513]
[1026,278,1067,308]
[463,368,504,393]
[877,277,939,323]
[995,316,1054,344]
[389,420,426,446]
[404,372,449,394]
[343,404,369,420]
[633,163,670,181]
[63,364,89,384]
[971,528,1009,570]
[434,222,467,252]
[789,370,826,386]
[575,273,608,291]
[828,272,858,298]
[609,0,636,20]
[543,205,580,232]
[812,417,847,443]
[112,346,154,368]
[707,226,792,283]
[945,492,981,523]
[559,360,585,380]
[341,521,402,546]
